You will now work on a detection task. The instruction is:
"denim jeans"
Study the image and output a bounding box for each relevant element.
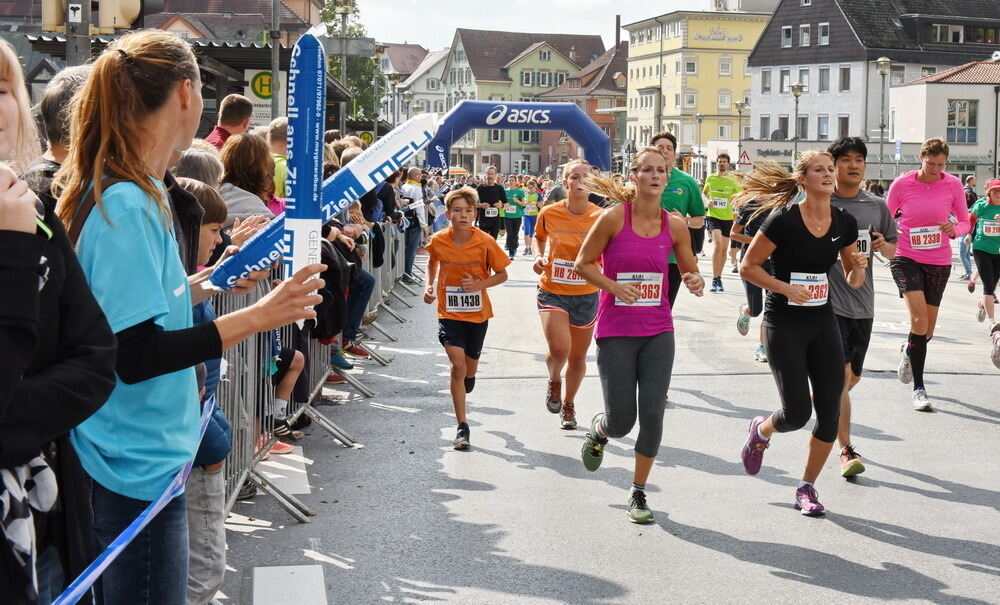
[344,268,375,342]
[92,481,188,605]
[185,464,226,605]
[35,545,64,605]
[959,237,973,275]
[404,224,422,278]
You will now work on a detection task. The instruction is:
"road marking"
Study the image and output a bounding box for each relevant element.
[257,445,312,495]
[253,565,327,604]
[369,402,421,413]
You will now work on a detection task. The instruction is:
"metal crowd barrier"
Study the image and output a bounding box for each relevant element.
[212,220,413,523]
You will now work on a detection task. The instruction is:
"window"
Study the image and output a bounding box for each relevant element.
[685,60,698,74]
[761,69,772,94]
[947,99,978,143]
[799,68,810,92]
[839,66,851,92]
[760,115,771,139]
[800,25,810,46]
[743,121,751,140]
[539,71,551,87]
[642,67,646,79]
[466,69,471,84]
[744,59,751,77]
[656,64,661,77]
[719,123,732,139]
[801,0,811,5]
[519,130,532,143]
[890,65,905,86]
[782,26,792,48]
[838,115,849,137]
[932,24,963,43]
[675,60,681,75]
[921,66,936,78]
[796,116,808,139]
[817,115,829,140]
[779,68,790,93]
[718,91,731,109]
[489,129,504,143]
[684,92,697,107]
[818,67,830,92]
[434,100,444,113]
[539,50,551,61]
[556,72,567,86]
[427,78,439,90]
[818,22,829,45]
[449,69,456,85]
[522,70,533,86]
[778,115,789,139]
[675,93,681,108]
[719,57,732,76]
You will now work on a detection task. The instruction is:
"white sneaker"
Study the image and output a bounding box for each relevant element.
[977,301,987,323]
[911,388,932,411]
[754,344,768,363]
[897,342,912,384]
[736,304,751,336]
[991,323,1000,370]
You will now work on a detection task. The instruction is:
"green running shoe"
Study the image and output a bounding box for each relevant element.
[627,490,654,524]
[581,413,608,472]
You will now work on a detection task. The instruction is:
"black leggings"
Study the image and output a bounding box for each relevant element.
[763,317,844,443]
[741,257,772,317]
[688,226,705,255]
[973,249,1000,295]
[504,217,522,254]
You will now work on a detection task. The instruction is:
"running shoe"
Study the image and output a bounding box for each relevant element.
[794,484,825,516]
[464,376,476,393]
[731,263,739,274]
[958,273,970,281]
[716,278,725,292]
[991,322,1000,369]
[257,434,294,455]
[911,388,932,411]
[401,275,421,285]
[581,413,608,472]
[325,373,347,385]
[736,304,751,336]
[343,342,371,358]
[545,381,562,414]
[330,350,354,370]
[274,419,304,441]
[453,423,470,450]
[709,278,719,293]
[968,280,977,294]
[897,342,913,384]
[754,344,768,363]
[236,479,257,500]
[560,403,577,430]
[839,445,865,477]
[627,491,654,524]
[522,246,530,255]
[741,416,770,475]
[977,301,987,323]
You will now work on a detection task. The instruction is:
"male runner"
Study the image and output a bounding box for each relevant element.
[702,153,742,291]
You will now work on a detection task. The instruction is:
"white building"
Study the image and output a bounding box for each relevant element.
[396,49,449,119]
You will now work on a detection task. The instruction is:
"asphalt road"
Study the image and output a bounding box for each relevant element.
[222,239,1000,605]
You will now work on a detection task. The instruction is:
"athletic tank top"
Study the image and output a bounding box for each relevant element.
[595,202,674,339]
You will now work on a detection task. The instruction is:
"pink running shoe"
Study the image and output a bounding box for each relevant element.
[794,484,826,516]
[741,416,770,475]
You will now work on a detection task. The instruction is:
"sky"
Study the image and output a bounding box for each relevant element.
[354,0,706,51]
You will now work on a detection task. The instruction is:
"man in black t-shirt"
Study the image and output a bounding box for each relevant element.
[475,166,506,239]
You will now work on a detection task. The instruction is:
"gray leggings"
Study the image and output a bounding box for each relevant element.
[595,331,675,458]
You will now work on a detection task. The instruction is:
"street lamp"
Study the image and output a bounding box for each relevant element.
[386,72,400,125]
[373,44,385,139]
[403,90,414,120]
[876,56,892,182]
[791,82,804,163]
[734,99,747,168]
[695,112,704,179]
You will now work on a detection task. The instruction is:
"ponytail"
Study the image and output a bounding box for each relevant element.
[742,150,832,222]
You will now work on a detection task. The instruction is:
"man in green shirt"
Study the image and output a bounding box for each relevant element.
[702,152,743,291]
[651,131,706,306]
[268,117,288,198]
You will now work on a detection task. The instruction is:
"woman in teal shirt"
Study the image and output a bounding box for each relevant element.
[969,179,1000,329]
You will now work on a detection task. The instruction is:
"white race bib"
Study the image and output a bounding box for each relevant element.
[445,286,482,313]
[484,207,499,218]
[982,219,1000,237]
[551,258,586,285]
[505,204,518,214]
[711,197,728,209]
[909,225,942,250]
[856,229,872,255]
[788,272,828,307]
[526,203,538,215]
[615,272,664,306]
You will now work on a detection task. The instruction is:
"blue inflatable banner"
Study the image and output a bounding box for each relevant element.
[208,213,285,290]
[426,100,611,171]
[283,33,326,281]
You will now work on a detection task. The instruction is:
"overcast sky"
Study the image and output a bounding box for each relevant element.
[354,0,707,51]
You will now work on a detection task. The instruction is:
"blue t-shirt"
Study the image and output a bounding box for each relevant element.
[71,180,200,501]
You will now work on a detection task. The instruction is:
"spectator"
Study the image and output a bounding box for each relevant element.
[268,117,288,197]
[960,175,978,279]
[329,139,353,163]
[204,94,253,150]
[249,125,269,140]
[324,129,341,143]
[219,133,273,225]
[173,147,224,188]
[53,30,325,604]
[323,142,341,179]
[400,167,428,283]
[343,135,367,150]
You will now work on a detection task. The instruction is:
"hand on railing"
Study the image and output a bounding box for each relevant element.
[251,263,327,330]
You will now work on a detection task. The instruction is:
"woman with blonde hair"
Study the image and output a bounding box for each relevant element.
[738,151,868,516]
[574,147,704,523]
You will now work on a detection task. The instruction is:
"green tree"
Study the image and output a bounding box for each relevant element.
[319,1,381,123]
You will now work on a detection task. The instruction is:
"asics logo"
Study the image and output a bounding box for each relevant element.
[484,104,552,126]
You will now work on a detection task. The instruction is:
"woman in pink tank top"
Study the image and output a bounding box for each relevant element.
[572,147,704,524]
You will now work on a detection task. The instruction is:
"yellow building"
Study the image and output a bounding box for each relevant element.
[623,10,770,171]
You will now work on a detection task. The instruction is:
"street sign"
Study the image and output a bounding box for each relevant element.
[357,131,375,145]
[895,139,902,161]
[738,150,752,167]
[320,37,377,58]
[67,3,81,22]
[244,69,288,129]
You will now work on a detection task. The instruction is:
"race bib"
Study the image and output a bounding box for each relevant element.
[526,203,538,215]
[711,197,728,209]
[909,225,942,250]
[788,272,828,307]
[484,207,499,218]
[551,258,585,285]
[505,204,518,214]
[445,286,482,313]
[856,230,872,255]
[615,272,663,306]
[982,219,1000,236]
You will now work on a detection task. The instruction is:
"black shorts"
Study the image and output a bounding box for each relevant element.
[272,347,296,385]
[889,256,951,307]
[706,217,733,238]
[836,315,873,377]
[438,319,489,359]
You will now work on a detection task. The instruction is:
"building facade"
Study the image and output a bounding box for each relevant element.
[379,43,429,125]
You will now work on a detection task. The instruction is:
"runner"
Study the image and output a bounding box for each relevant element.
[702,153,742,292]
[885,138,970,410]
[967,178,1000,366]
[423,186,511,450]
[532,160,604,430]
[503,175,525,257]
[738,151,868,516]
[474,166,506,240]
[730,195,770,362]
[650,132,706,305]
[522,177,541,255]
[574,147,705,524]
[826,137,898,477]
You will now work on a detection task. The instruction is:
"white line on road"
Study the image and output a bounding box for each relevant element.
[253,565,327,605]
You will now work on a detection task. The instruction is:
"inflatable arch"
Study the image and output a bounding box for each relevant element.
[426,100,612,172]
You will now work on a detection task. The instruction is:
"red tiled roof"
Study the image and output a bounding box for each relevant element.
[910,61,1000,84]
[540,42,627,99]
[383,42,428,77]
[455,28,605,82]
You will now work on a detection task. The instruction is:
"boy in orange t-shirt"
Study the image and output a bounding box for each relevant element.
[424,186,511,449]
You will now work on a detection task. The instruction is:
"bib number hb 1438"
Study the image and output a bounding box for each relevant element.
[445,286,482,313]
[551,258,585,285]
[909,225,942,250]
[615,272,663,306]
[788,272,828,307]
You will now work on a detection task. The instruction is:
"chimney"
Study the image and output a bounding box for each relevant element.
[615,15,621,49]
[569,45,576,62]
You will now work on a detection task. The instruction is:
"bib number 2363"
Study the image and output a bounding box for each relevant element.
[615,272,663,306]
[909,225,942,250]
[788,272,828,307]
[445,286,482,313]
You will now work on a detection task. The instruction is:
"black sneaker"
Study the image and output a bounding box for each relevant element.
[274,419,304,440]
[290,414,312,430]
[464,376,476,393]
[237,480,257,500]
[453,423,470,450]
